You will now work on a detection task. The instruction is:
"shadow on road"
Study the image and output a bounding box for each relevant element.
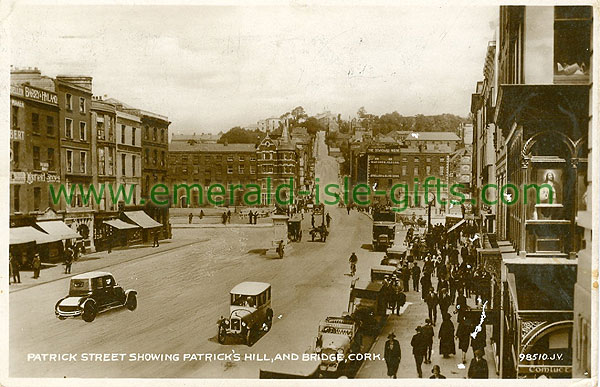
[360,243,373,251]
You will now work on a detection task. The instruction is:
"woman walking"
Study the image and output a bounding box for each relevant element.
[438,313,455,358]
[456,316,471,364]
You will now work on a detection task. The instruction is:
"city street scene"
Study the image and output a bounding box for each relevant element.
[5,2,596,385]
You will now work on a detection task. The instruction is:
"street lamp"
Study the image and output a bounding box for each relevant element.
[427,192,435,233]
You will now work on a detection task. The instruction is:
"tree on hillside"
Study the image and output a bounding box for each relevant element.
[218,127,266,144]
[299,117,324,136]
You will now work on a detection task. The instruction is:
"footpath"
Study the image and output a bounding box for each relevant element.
[9,237,208,294]
[355,268,497,379]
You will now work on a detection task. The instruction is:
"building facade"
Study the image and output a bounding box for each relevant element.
[9,81,61,221]
[115,110,142,207]
[256,128,298,205]
[91,97,117,212]
[168,142,258,206]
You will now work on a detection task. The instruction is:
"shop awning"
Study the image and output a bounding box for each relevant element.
[123,211,162,229]
[10,226,61,245]
[447,219,466,233]
[104,219,140,230]
[36,220,81,240]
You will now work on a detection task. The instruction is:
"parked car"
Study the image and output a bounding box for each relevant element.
[55,271,137,322]
[217,282,273,346]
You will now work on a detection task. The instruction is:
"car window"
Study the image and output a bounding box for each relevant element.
[92,277,104,289]
[104,276,113,287]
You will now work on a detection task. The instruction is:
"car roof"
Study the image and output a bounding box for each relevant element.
[71,271,113,280]
[230,281,270,296]
[371,265,397,272]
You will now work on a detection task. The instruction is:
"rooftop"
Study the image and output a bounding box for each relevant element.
[169,142,256,153]
[403,132,461,142]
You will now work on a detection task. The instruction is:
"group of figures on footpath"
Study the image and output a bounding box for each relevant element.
[9,242,83,284]
[381,222,492,379]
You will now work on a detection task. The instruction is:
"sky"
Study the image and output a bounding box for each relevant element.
[8,4,498,135]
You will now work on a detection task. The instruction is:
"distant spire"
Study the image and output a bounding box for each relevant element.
[282,118,290,143]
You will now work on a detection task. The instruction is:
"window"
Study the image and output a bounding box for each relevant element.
[193,155,200,164]
[239,165,244,174]
[554,6,592,82]
[107,151,113,175]
[11,106,18,128]
[153,127,157,141]
[440,166,444,176]
[132,155,136,176]
[65,118,73,138]
[161,151,165,167]
[80,151,87,173]
[122,154,126,175]
[32,113,39,134]
[65,93,72,110]
[413,167,419,176]
[227,166,233,174]
[66,150,73,173]
[402,165,407,176]
[414,157,419,163]
[402,157,407,163]
[426,166,431,175]
[132,128,136,146]
[239,156,245,162]
[12,142,19,168]
[13,185,20,212]
[426,157,431,163]
[96,119,104,140]
[250,166,256,174]
[153,150,157,165]
[107,116,113,140]
[161,129,165,143]
[79,121,86,141]
[33,146,40,170]
[33,187,41,211]
[250,156,256,162]
[145,148,149,163]
[47,148,55,171]
[440,157,445,163]
[227,156,234,162]
[98,148,105,175]
[79,97,85,113]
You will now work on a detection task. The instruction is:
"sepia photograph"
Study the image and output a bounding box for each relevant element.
[2,0,597,385]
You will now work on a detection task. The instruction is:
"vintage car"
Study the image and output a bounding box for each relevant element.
[348,280,387,335]
[315,316,360,376]
[55,271,137,322]
[218,282,273,346]
[370,265,397,283]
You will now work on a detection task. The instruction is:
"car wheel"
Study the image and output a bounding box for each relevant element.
[82,302,97,323]
[57,315,66,321]
[217,325,227,344]
[265,312,273,331]
[125,293,137,311]
[311,233,315,242]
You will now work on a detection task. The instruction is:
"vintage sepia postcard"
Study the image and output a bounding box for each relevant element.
[1,0,597,386]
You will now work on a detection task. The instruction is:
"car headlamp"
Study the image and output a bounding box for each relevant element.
[224,320,230,326]
[337,348,344,355]
[241,321,246,327]
[316,347,321,353]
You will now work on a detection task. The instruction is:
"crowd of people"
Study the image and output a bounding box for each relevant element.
[381,222,492,379]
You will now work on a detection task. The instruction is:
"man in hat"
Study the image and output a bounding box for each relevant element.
[468,349,488,379]
[384,332,401,378]
[411,326,428,378]
[422,319,435,364]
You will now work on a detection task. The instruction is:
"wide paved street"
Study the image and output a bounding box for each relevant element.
[10,131,386,379]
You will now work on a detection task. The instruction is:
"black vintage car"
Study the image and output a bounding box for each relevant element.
[55,271,137,322]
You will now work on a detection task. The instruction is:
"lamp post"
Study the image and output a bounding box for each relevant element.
[427,192,435,234]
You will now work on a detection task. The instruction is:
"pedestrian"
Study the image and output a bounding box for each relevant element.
[227,210,232,224]
[467,349,489,379]
[188,212,193,224]
[420,272,431,301]
[456,316,471,364]
[411,326,427,378]
[384,332,401,379]
[426,288,439,325]
[248,210,254,225]
[438,313,456,358]
[430,365,446,379]
[107,229,113,254]
[326,213,331,228]
[470,321,487,357]
[347,205,351,215]
[411,262,421,291]
[401,264,411,292]
[422,319,434,364]
[64,246,73,274]
[10,253,20,284]
[395,287,406,315]
[32,253,41,279]
[311,214,315,228]
[153,230,160,247]
[222,212,227,225]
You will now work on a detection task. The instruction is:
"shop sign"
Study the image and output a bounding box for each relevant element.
[41,162,49,172]
[11,99,25,108]
[10,171,60,184]
[11,130,25,141]
[11,85,24,97]
[24,85,58,105]
[518,365,572,375]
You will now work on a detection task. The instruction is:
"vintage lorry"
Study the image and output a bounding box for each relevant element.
[347,279,387,335]
[372,211,396,251]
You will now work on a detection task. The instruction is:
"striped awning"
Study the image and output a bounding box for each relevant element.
[104,219,140,230]
[10,226,61,245]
